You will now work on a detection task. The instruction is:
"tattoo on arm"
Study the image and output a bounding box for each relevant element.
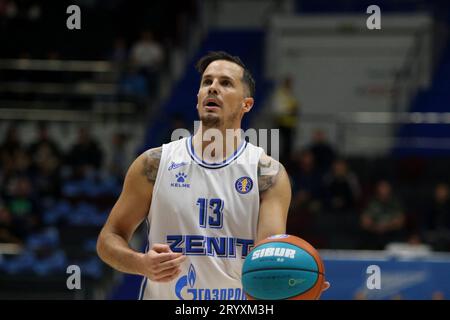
[142,147,162,183]
[258,156,283,193]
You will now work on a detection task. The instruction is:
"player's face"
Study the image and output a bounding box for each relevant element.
[197,60,253,128]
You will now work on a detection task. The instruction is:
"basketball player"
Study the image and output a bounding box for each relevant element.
[97,51,329,300]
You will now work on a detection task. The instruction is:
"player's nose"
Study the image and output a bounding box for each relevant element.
[208,79,219,94]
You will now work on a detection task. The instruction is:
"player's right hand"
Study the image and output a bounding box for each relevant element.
[140,243,187,282]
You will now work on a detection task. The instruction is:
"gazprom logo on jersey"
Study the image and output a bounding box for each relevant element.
[175,264,246,300]
[235,176,253,194]
[171,172,190,188]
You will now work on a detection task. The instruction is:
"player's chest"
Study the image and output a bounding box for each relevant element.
[155,164,259,222]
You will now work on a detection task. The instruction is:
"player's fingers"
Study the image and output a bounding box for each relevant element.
[151,243,172,253]
[153,266,181,281]
[156,254,187,272]
[322,281,330,291]
[152,251,183,263]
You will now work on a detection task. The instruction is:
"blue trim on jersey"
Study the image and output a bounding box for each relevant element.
[186,136,247,169]
[138,218,150,300]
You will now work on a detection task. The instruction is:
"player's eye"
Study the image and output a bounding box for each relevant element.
[202,79,212,85]
[221,80,232,87]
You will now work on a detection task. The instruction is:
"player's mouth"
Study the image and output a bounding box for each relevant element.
[203,97,222,110]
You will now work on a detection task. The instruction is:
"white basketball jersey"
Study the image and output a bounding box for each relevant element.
[139,136,264,300]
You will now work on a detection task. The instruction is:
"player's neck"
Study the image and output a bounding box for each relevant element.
[192,124,243,163]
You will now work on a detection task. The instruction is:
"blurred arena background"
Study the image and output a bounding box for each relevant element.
[1,0,450,300]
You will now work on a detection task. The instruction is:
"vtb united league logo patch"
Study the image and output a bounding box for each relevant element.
[235,176,253,194]
[171,172,190,188]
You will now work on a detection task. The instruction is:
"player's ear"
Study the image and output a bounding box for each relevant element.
[242,97,254,113]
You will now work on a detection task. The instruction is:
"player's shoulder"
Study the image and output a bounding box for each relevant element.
[257,151,288,193]
[258,151,284,174]
[134,146,163,184]
[138,137,189,181]
[141,137,187,159]
[136,146,162,168]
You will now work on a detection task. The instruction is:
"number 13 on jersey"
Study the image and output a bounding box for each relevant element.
[196,198,224,229]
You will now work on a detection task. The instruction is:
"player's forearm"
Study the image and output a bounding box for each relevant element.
[97,231,145,276]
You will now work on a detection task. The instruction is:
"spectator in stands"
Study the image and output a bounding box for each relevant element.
[28,123,61,172]
[119,64,149,100]
[308,129,336,173]
[26,124,62,206]
[0,125,32,195]
[314,159,361,248]
[291,149,324,215]
[4,175,40,240]
[0,125,23,170]
[108,132,129,181]
[422,183,450,251]
[130,30,164,98]
[288,150,318,239]
[110,36,128,66]
[360,180,406,249]
[0,202,21,244]
[31,154,62,207]
[131,31,163,70]
[66,127,103,178]
[271,76,300,162]
[323,159,360,213]
[110,36,129,91]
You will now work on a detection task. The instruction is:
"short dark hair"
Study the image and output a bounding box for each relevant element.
[195,51,255,97]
